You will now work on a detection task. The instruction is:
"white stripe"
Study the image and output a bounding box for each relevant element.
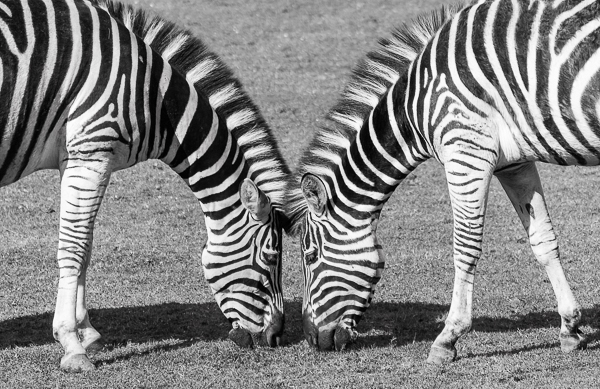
[0,0,34,168]
[226,109,255,131]
[548,2,600,163]
[570,49,600,151]
[70,6,121,130]
[154,57,171,158]
[186,58,219,83]
[209,84,238,108]
[162,34,188,61]
[143,19,164,46]
[368,105,412,175]
[387,85,422,166]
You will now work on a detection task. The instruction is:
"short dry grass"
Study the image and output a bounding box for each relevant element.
[2,0,600,388]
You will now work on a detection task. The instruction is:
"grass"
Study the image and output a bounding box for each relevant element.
[2,0,600,387]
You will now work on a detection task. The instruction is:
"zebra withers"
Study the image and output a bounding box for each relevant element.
[0,0,289,372]
[286,0,596,361]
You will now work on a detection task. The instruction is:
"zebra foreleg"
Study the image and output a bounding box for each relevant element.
[496,162,586,352]
[76,264,103,353]
[427,149,496,364]
[53,160,111,372]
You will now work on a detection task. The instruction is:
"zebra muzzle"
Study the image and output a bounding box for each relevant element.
[228,309,285,348]
[303,313,357,351]
[263,309,285,347]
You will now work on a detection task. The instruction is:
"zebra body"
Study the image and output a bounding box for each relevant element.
[1,0,288,372]
[287,0,595,358]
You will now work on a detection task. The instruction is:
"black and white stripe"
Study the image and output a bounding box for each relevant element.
[287,0,594,359]
[0,0,289,372]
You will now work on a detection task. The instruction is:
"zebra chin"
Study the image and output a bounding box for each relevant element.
[228,309,285,348]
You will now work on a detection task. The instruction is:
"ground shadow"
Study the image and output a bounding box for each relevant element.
[351,301,600,352]
[3,300,599,357]
[0,302,230,350]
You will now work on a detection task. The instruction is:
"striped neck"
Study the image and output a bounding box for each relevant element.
[158,89,249,225]
[92,0,290,224]
[286,5,461,233]
[332,76,431,216]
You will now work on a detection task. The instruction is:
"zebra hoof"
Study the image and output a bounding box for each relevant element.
[60,353,95,373]
[427,345,457,365]
[229,328,253,348]
[560,330,587,353]
[84,339,105,354]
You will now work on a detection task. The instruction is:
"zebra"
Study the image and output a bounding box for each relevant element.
[0,0,289,372]
[286,0,596,362]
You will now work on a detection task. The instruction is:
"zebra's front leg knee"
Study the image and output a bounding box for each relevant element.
[427,317,471,364]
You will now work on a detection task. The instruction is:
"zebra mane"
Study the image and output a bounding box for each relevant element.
[285,4,465,235]
[90,0,290,208]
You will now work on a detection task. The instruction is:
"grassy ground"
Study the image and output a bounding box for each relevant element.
[2,0,600,387]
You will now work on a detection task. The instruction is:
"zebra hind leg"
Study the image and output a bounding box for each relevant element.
[496,162,586,352]
[53,160,111,372]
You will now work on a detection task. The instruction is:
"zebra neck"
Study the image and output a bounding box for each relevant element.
[156,73,249,223]
[335,82,430,212]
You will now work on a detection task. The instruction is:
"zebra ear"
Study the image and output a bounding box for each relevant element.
[301,174,327,216]
[240,178,271,223]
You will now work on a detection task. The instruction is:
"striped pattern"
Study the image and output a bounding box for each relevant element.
[0,0,288,371]
[93,0,289,341]
[287,0,593,358]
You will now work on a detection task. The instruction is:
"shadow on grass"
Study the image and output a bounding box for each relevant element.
[0,302,230,350]
[350,302,600,352]
[3,300,599,358]
[1,300,303,350]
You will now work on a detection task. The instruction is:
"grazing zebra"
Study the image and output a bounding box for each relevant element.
[286,0,596,361]
[0,0,289,372]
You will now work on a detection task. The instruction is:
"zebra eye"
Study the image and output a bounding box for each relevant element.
[304,250,318,265]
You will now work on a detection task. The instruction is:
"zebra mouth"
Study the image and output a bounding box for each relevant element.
[227,326,283,348]
[228,310,284,348]
[303,314,358,351]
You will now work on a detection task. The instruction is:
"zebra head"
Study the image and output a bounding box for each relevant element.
[201,178,285,348]
[298,174,385,351]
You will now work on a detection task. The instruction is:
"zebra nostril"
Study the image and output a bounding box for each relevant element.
[304,251,317,265]
[262,252,278,265]
[303,312,320,349]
